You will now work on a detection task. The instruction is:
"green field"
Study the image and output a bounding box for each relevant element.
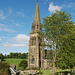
[3,59,28,69]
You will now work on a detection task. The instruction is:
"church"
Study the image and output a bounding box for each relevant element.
[28,0,50,69]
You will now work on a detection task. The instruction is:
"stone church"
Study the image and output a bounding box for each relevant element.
[28,0,50,69]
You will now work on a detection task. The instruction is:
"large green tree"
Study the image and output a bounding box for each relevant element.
[56,25,75,69]
[40,11,75,75]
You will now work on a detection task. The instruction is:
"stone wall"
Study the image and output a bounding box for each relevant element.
[43,59,51,70]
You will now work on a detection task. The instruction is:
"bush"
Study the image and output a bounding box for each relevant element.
[0,62,10,71]
[19,60,27,70]
[0,53,4,61]
[0,62,11,75]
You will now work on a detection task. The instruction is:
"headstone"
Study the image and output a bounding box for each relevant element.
[73,70,75,73]
[37,71,39,74]
[58,72,60,75]
[61,73,64,75]
[67,73,70,75]
[10,64,16,70]
[0,59,2,62]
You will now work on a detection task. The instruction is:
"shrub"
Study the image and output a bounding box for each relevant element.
[0,62,10,75]
[0,53,4,61]
[19,60,27,70]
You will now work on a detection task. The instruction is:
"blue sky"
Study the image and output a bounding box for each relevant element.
[0,0,75,55]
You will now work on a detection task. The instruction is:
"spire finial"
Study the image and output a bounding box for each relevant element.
[37,0,38,2]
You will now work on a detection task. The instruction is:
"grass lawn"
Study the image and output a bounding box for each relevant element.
[40,70,52,75]
[40,69,75,75]
[3,59,28,69]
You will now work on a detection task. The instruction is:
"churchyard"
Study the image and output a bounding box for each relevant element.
[1,58,75,75]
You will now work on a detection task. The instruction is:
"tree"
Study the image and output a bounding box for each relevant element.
[40,11,75,75]
[56,26,75,69]
[4,52,28,59]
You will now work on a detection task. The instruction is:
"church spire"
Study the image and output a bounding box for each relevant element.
[34,0,40,23]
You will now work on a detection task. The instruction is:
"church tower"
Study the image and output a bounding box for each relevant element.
[28,0,44,68]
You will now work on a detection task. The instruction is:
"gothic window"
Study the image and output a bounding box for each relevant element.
[32,58,35,64]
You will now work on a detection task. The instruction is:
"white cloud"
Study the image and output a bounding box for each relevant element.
[48,2,62,13]
[0,28,16,32]
[0,23,4,26]
[16,24,20,26]
[16,12,25,17]
[0,23,16,32]
[3,34,29,47]
[3,42,27,47]
[0,11,6,19]
[8,34,29,44]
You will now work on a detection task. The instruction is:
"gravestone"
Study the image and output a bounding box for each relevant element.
[61,73,64,75]
[73,70,75,73]
[10,64,16,70]
[58,72,60,75]
[67,73,70,75]
[0,59,2,62]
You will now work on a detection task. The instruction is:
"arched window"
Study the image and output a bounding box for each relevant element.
[37,25,38,29]
[32,58,35,64]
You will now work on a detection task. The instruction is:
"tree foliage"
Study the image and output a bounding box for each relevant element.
[41,11,75,74]
[3,52,28,59]
[56,25,75,69]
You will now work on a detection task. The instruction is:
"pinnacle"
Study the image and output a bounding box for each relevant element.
[34,0,40,23]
